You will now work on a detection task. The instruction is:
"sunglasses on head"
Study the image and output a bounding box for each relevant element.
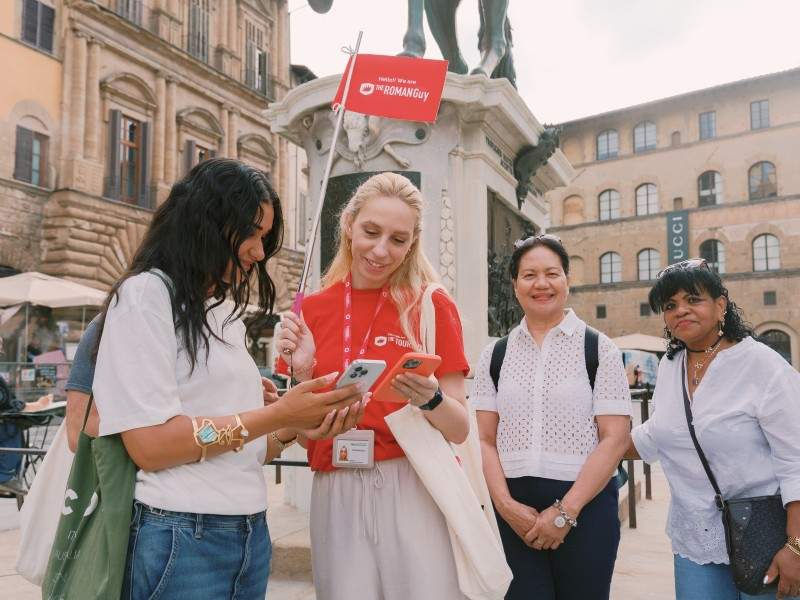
[513,233,563,250]
[656,258,710,279]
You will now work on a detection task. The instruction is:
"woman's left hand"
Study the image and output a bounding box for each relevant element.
[765,545,800,599]
[523,506,571,551]
[392,373,439,407]
[262,377,280,405]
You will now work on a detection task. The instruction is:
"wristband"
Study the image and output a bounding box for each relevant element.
[419,388,444,411]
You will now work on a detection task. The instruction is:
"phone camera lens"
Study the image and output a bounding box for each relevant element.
[403,359,422,369]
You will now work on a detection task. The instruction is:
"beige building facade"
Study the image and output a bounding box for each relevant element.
[546,68,800,366]
[0,0,304,314]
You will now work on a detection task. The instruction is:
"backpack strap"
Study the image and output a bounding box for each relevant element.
[489,336,509,392]
[584,326,600,392]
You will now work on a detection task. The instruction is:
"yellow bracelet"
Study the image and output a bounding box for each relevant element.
[786,542,800,559]
[193,415,249,462]
[270,431,297,454]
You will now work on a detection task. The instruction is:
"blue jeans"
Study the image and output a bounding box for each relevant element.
[674,554,798,600]
[122,501,271,600]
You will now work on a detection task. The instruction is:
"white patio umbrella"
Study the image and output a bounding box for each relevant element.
[0,272,107,362]
[611,333,667,354]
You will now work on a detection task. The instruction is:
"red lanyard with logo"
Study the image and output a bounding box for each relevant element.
[342,274,389,369]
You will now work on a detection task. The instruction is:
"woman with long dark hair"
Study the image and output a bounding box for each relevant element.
[90,159,366,598]
[629,259,800,600]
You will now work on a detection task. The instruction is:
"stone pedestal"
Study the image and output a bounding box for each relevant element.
[264,73,574,510]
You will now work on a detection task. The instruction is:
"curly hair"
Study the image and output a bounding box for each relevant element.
[648,267,753,359]
[94,159,284,371]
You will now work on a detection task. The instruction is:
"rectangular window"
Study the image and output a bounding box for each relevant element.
[699,111,716,140]
[119,115,141,203]
[114,0,143,25]
[21,0,55,53]
[14,126,49,186]
[750,100,769,130]
[245,22,271,98]
[187,0,209,63]
[763,291,777,306]
[639,303,651,317]
[596,305,607,319]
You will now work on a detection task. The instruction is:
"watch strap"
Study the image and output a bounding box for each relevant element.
[419,388,444,411]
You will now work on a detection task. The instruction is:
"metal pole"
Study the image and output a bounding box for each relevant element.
[23,303,29,363]
[291,30,364,315]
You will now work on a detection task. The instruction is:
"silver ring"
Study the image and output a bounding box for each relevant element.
[282,348,291,355]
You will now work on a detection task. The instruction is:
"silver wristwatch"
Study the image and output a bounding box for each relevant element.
[553,499,578,529]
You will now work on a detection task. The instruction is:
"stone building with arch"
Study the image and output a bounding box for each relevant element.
[0,0,306,333]
[545,67,800,367]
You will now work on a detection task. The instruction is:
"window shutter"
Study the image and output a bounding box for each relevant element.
[184,139,196,175]
[39,134,49,187]
[258,51,267,95]
[39,3,54,53]
[105,109,122,199]
[14,127,34,183]
[138,121,152,208]
[22,0,39,45]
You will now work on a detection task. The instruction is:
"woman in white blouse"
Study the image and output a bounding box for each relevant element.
[474,235,631,600]
[630,259,800,600]
[92,160,366,599]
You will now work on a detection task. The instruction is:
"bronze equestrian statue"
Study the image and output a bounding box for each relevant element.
[308,0,516,88]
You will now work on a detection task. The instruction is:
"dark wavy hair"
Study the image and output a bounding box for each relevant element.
[648,267,753,359]
[94,158,284,371]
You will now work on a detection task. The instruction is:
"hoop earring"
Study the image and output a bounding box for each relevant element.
[663,326,672,341]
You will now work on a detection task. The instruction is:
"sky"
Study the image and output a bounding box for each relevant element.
[288,0,800,124]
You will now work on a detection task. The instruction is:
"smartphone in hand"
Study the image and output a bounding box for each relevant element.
[335,359,387,391]
[372,352,442,403]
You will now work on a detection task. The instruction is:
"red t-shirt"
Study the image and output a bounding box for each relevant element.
[278,282,470,472]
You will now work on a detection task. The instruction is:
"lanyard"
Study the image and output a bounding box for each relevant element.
[342,274,389,369]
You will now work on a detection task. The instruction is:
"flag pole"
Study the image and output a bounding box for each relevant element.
[291,30,363,316]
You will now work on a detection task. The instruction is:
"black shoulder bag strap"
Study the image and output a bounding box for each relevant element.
[584,326,599,390]
[680,358,726,511]
[489,335,509,391]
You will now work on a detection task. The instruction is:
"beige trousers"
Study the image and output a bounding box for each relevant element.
[310,457,467,600]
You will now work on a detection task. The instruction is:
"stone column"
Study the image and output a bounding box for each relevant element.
[219,105,230,157]
[218,0,229,50]
[164,77,177,183]
[58,26,74,175]
[153,74,167,182]
[84,38,102,161]
[69,31,88,158]
[228,110,238,158]
[227,0,237,52]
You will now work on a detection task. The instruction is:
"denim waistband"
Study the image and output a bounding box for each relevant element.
[134,500,266,530]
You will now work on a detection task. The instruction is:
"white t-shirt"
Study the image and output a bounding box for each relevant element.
[93,271,268,515]
[471,309,631,481]
[632,337,800,565]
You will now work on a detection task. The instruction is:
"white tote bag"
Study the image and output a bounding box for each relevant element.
[16,422,75,585]
[385,285,511,600]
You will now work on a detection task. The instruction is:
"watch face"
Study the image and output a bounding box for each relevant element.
[554,515,567,528]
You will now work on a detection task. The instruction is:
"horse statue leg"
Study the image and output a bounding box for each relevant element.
[471,0,509,79]
[424,0,468,74]
[399,0,426,57]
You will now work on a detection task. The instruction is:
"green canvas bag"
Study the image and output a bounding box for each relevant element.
[42,399,136,600]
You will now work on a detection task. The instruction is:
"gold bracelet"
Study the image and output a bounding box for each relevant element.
[270,431,297,453]
[785,543,800,559]
[193,415,249,462]
[193,417,219,463]
[787,536,800,553]
[233,414,249,453]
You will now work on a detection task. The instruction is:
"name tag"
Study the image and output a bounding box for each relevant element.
[332,429,375,469]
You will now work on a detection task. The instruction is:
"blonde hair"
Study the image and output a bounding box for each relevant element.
[322,172,441,350]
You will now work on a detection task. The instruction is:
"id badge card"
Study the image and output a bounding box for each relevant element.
[332,429,374,469]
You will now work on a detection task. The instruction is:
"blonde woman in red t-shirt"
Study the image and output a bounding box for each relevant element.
[278,172,471,600]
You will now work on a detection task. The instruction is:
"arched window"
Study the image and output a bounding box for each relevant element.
[598,189,620,221]
[633,121,657,152]
[699,239,725,274]
[698,171,723,207]
[749,161,777,200]
[600,252,622,284]
[635,183,658,215]
[637,249,660,281]
[759,329,791,364]
[753,234,780,271]
[596,130,619,161]
[671,131,681,146]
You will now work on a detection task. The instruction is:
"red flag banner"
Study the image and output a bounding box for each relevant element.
[332,54,448,123]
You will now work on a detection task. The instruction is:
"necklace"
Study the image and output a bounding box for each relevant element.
[689,338,723,386]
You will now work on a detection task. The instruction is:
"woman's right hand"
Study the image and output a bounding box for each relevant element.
[278,312,316,376]
[277,372,364,431]
[498,498,540,542]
